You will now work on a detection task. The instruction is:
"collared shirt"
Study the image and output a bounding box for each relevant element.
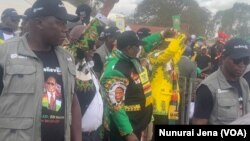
[3,33,14,40]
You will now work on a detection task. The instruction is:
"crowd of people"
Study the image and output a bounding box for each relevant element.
[0,0,250,141]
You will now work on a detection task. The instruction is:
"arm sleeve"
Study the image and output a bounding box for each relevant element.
[0,43,6,96]
[243,71,250,88]
[101,76,133,136]
[193,84,213,119]
[148,34,186,65]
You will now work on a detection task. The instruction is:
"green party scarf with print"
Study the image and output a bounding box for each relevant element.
[101,49,152,136]
[113,49,153,107]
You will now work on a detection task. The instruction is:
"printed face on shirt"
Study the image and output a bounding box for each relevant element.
[46,76,57,93]
[43,76,62,112]
[109,82,126,105]
[115,87,125,103]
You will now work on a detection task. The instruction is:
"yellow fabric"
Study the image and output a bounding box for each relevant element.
[0,39,4,44]
[148,34,186,115]
[191,52,197,62]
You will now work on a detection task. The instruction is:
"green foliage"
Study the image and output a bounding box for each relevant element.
[210,3,250,38]
[133,0,211,36]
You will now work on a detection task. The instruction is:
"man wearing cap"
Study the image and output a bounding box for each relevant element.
[74,39,104,141]
[137,27,151,40]
[101,31,153,141]
[20,8,32,36]
[192,38,250,125]
[0,8,22,43]
[67,4,92,31]
[94,26,120,76]
[0,0,82,141]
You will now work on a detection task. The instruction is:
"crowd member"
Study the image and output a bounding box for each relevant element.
[178,47,197,79]
[137,28,181,141]
[191,36,205,61]
[20,8,32,36]
[210,32,230,72]
[0,0,82,141]
[148,32,185,124]
[137,27,151,40]
[0,8,22,43]
[195,46,211,78]
[67,1,119,140]
[136,27,152,73]
[243,64,250,88]
[192,38,250,125]
[96,26,120,64]
[146,33,186,141]
[68,0,119,68]
[178,47,197,124]
[94,26,105,49]
[67,4,92,31]
[68,4,92,43]
[74,40,104,141]
[101,31,153,141]
[69,0,119,44]
[94,26,121,77]
[76,4,92,25]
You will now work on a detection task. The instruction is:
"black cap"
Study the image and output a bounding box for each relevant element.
[22,8,32,20]
[117,31,142,50]
[24,8,32,17]
[29,0,78,22]
[1,8,22,20]
[223,38,250,59]
[76,4,92,17]
[100,26,121,39]
[75,4,91,24]
[137,27,151,39]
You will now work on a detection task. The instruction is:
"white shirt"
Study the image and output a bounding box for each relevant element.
[78,61,104,132]
[3,33,14,40]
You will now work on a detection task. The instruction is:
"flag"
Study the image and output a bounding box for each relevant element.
[172,15,181,31]
[116,15,126,32]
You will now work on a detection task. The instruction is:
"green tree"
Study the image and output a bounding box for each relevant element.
[210,3,250,38]
[132,0,211,36]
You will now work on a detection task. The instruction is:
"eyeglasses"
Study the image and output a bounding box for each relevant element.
[232,57,250,65]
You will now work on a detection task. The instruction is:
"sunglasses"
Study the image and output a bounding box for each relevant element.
[232,57,250,65]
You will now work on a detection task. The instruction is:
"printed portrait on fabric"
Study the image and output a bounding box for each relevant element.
[42,76,62,112]
[109,82,126,105]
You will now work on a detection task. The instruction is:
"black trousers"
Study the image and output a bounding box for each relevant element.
[152,115,169,141]
[82,130,101,141]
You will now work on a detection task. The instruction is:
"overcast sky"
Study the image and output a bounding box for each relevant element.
[1,0,250,16]
[112,0,250,15]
